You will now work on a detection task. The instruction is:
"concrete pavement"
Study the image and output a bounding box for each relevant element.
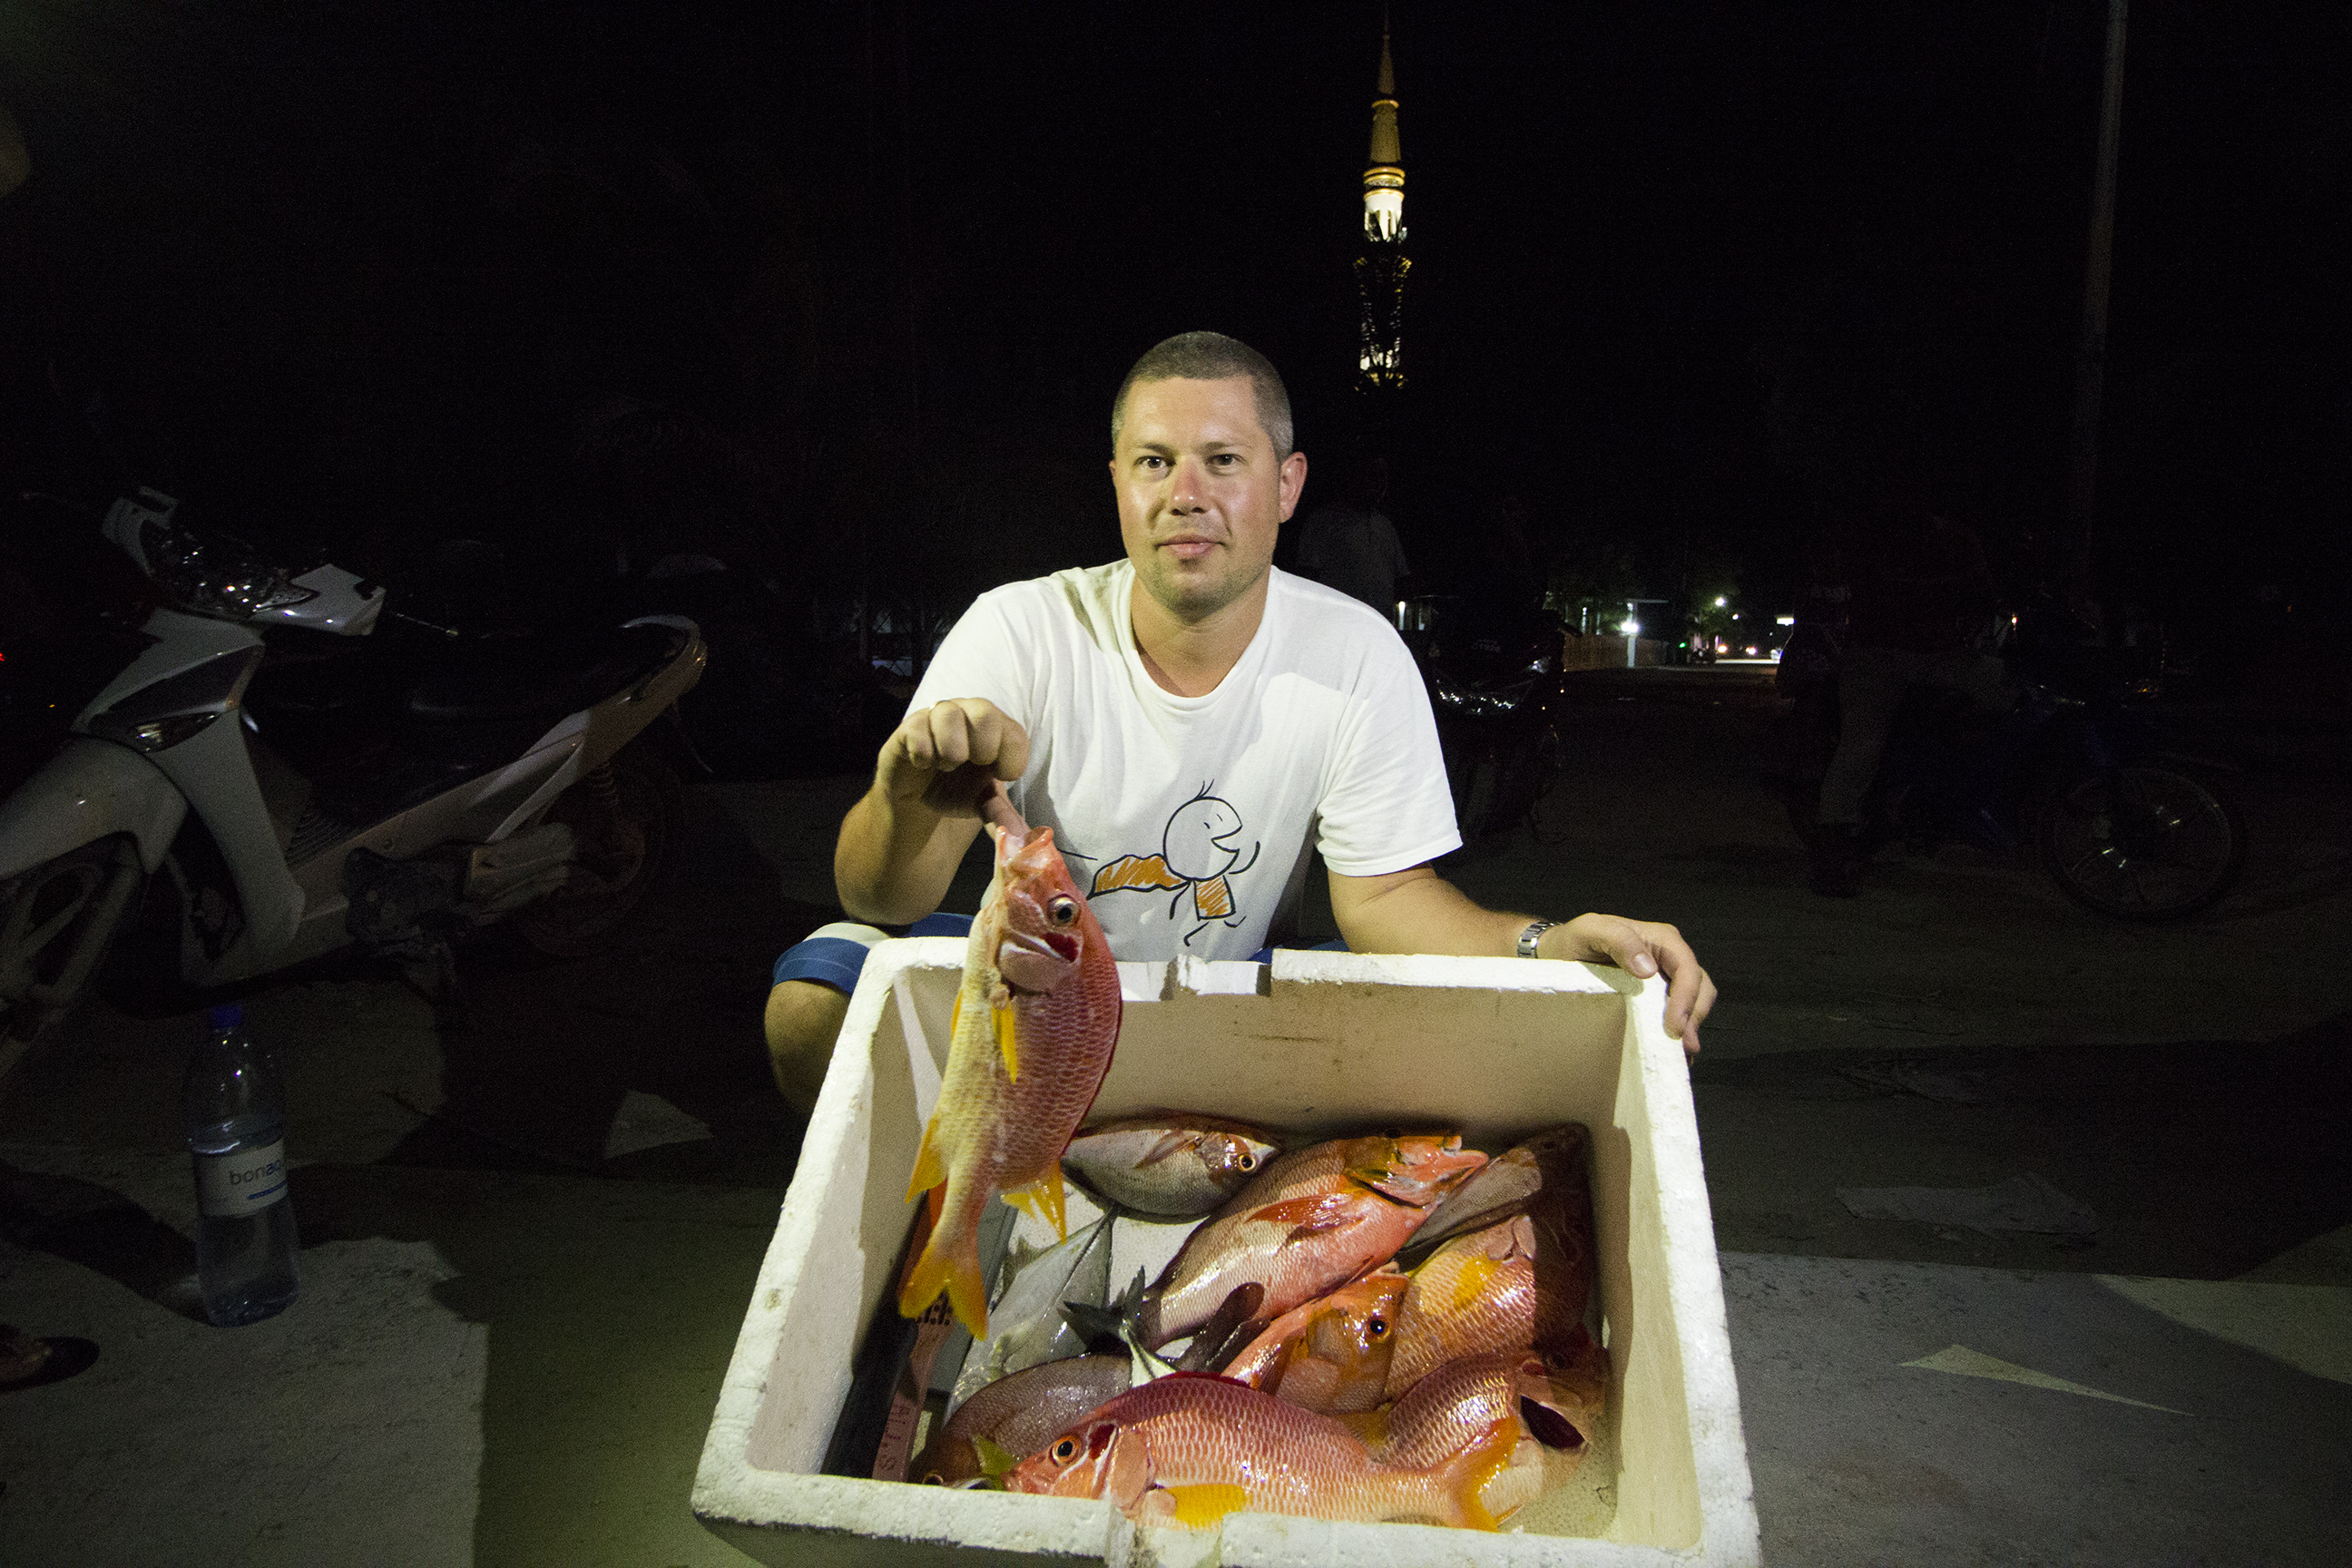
[4,663,2347,1564]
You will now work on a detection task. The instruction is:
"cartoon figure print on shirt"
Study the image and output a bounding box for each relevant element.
[1088,786,1263,946]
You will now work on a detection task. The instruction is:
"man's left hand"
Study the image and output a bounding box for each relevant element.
[1546,915,1716,1057]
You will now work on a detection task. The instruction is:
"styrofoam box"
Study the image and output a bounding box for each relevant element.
[695,942,1760,1567]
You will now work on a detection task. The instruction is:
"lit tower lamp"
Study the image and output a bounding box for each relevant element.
[1356,18,1408,395]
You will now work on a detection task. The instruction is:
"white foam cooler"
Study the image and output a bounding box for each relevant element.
[694,942,1761,1566]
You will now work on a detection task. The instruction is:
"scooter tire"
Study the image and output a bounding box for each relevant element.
[512,748,687,959]
[2036,763,2247,921]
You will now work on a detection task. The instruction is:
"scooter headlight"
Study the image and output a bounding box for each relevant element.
[142,515,317,621]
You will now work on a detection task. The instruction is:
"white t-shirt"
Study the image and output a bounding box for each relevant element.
[907,562,1461,960]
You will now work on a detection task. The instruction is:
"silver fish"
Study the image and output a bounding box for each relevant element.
[909,1354,1132,1488]
[950,1212,1115,1407]
[1062,1116,1283,1219]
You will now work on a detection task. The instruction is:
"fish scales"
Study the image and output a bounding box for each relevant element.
[1004,1372,1523,1530]
[1385,1215,1544,1396]
[899,823,1122,1337]
[1136,1133,1485,1348]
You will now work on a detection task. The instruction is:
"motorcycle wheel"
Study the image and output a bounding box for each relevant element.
[512,747,686,958]
[0,838,144,1079]
[2036,764,2246,921]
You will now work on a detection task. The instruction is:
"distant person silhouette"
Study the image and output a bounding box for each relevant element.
[1810,496,2011,896]
[1295,454,1412,616]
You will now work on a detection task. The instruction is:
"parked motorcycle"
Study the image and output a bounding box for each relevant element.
[0,488,705,1077]
[1404,595,1571,844]
[1777,618,2246,920]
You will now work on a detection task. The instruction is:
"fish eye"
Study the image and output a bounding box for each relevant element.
[1236,1152,1257,1171]
[922,1472,945,1485]
[1052,1436,1079,1462]
[1367,1316,1388,1338]
[1048,897,1078,926]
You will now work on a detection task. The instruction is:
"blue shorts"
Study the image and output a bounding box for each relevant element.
[771,917,1347,995]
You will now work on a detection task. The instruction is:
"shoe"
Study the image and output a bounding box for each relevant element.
[1808,825,1864,897]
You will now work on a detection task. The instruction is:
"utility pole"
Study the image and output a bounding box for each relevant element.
[2067,0,2130,595]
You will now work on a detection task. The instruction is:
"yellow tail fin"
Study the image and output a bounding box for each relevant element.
[1437,1419,1522,1532]
[1003,1165,1067,1240]
[897,1191,989,1336]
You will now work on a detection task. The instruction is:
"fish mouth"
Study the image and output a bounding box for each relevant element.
[997,928,1082,996]
[1026,931,1081,963]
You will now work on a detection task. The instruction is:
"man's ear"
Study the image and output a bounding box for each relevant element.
[1279,450,1309,522]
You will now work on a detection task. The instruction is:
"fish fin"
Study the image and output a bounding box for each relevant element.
[897,1201,989,1337]
[971,1435,1021,1478]
[904,1119,947,1205]
[1175,1282,1267,1372]
[1060,1298,1124,1353]
[1117,1266,1150,1315]
[1004,1167,1068,1241]
[1128,1334,1180,1386]
[1436,1419,1522,1533]
[1256,1338,1294,1396]
[1134,1130,1200,1168]
[1159,1484,1250,1528]
[993,1003,1020,1083]
[1248,1192,1355,1237]
[1450,1254,1502,1315]
[1338,1406,1391,1452]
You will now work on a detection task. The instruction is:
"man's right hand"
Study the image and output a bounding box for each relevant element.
[877,699,1031,819]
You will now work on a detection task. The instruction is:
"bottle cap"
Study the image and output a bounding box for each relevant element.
[208,1004,243,1031]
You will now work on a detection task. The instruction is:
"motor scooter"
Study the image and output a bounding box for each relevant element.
[1403,595,1571,844]
[0,488,705,1077]
[1777,614,2246,919]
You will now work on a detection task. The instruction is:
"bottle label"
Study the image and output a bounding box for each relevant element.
[194,1141,288,1218]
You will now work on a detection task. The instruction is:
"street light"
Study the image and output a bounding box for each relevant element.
[1714,596,1727,608]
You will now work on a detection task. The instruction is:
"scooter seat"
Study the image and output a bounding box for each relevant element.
[404,622,679,727]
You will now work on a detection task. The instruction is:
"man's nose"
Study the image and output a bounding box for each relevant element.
[1165,456,1210,511]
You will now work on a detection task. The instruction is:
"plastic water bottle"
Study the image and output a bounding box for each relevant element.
[184,1004,299,1326]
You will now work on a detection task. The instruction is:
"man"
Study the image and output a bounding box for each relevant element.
[765,332,1714,1108]
[1808,500,2010,897]
[1293,453,1411,615]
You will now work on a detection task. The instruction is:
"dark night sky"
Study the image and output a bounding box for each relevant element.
[2,1,2345,642]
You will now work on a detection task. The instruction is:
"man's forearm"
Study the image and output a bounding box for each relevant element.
[834,787,980,926]
[1329,863,1715,1054]
[1330,867,1531,957]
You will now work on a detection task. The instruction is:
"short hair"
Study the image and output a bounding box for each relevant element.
[1111,331,1295,456]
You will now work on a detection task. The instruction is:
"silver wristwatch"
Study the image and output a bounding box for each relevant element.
[1516,920,1561,959]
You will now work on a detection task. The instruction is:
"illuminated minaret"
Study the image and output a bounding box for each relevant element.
[1355,16,1409,395]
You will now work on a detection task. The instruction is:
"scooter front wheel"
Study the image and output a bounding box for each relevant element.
[2036,764,2246,921]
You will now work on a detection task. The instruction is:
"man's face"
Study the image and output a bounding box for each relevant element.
[1111,376,1308,624]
